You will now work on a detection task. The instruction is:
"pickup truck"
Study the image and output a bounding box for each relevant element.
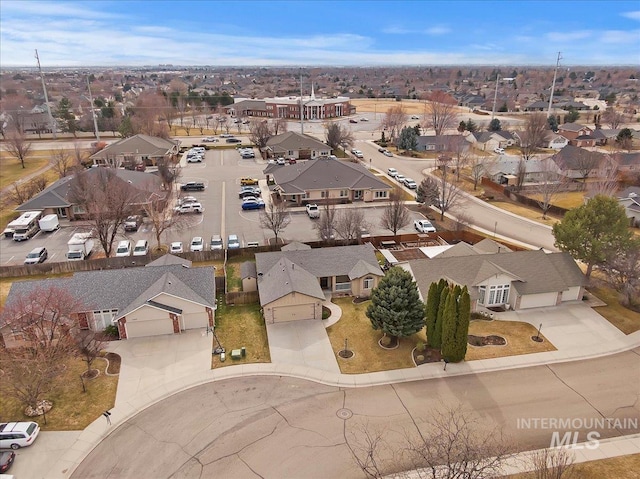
[306,204,320,219]
[181,181,205,191]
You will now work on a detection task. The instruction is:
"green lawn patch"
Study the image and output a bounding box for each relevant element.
[0,355,118,431]
[212,298,270,368]
[0,154,49,190]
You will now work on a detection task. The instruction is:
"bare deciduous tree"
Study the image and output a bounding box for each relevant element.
[573,149,601,189]
[528,447,576,479]
[74,330,106,376]
[248,119,273,150]
[600,238,640,308]
[434,156,464,221]
[334,208,367,243]
[6,175,47,205]
[51,147,73,178]
[519,112,548,162]
[602,107,626,129]
[468,155,488,190]
[272,117,288,135]
[587,162,619,197]
[0,286,83,412]
[68,169,140,257]
[381,106,406,141]
[133,91,169,138]
[325,122,354,152]
[380,187,410,236]
[144,191,179,251]
[533,157,564,219]
[315,199,337,242]
[5,130,32,169]
[423,90,459,136]
[446,135,470,181]
[259,200,291,246]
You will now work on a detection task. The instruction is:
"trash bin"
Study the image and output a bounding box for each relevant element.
[241,347,246,357]
[220,352,226,362]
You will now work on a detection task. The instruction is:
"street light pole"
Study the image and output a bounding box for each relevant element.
[86,76,100,141]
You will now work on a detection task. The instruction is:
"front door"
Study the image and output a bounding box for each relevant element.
[56,207,67,218]
[320,277,331,289]
[354,190,363,200]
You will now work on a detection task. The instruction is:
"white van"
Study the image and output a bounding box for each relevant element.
[133,239,149,256]
[115,240,132,257]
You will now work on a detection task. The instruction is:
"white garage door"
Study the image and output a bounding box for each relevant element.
[126,317,174,338]
[272,304,316,323]
[182,312,207,330]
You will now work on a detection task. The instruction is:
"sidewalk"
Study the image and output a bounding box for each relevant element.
[40,302,640,478]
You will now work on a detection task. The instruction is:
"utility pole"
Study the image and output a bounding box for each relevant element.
[547,52,562,118]
[35,49,56,139]
[86,76,100,141]
[299,69,304,135]
[491,75,500,120]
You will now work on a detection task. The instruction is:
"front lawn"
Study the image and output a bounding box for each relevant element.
[0,355,118,431]
[503,453,640,479]
[465,319,556,360]
[326,297,425,374]
[588,284,640,334]
[211,298,270,368]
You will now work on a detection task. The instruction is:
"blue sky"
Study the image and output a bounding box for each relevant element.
[1,1,639,67]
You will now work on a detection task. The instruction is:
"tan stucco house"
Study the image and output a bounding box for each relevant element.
[255,243,384,323]
[90,134,180,168]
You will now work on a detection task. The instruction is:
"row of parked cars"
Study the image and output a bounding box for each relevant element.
[186,146,206,163]
[387,168,417,189]
[0,420,41,473]
[171,234,244,253]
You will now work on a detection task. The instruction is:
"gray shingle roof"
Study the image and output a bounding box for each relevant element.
[558,123,591,133]
[268,157,391,195]
[408,250,583,301]
[146,255,192,267]
[257,257,325,305]
[266,131,328,153]
[240,261,257,279]
[2,263,215,326]
[90,134,178,160]
[552,145,606,171]
[281,241,312,251]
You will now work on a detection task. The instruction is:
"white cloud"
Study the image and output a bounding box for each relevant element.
[1,1,125,20]
[621,11,640,20]
[599,29,640,44]
[382,25,450,35]
[546,30,592,42]
[423,26,451,35]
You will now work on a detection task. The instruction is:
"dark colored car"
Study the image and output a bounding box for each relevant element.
[226,138,242,143]
[180,182,205,191]
[0,451,15,473]
[239,189,261,199]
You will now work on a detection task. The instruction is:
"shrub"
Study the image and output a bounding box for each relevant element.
[416,355,425,362]
[380,336,391,347]
[416,341,426,352]
[103,324,119,338]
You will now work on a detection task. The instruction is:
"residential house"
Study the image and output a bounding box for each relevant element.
[265,157,392,205]
[416,135,470,153]
[15,168,164,220]
[255,244,383,323]
[467,131,519,151]
[592,128,621,146]
[544,132,570,150]
[265,131,331,160]
[0,256,216,347]
[482,157,559,185]
[399,248,584,311]
[551,145,615,180]
[90,134,180,168]
[613,152,640,173]
[557,123,596,147]
[617,186,640,227]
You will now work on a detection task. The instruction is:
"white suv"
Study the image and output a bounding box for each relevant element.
[0,422,40,449]
[190,236,204,252]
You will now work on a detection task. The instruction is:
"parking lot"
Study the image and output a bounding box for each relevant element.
[1,140,426,266]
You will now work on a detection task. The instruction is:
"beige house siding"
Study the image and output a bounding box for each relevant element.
[263,292,323,324]
[351,275,380,298]
[152,292,211,330]
[125,307,175,338]
[561,286,583,302]
[242,277,257,292]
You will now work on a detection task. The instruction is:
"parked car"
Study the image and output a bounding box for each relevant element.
[349,119,358,123]
[170,241,183,254]
[239,189,261,199]
[181,181,205,191]
[202,137,217,142]
[124,215,143,232]
[240,177,259,186]
[276,157,286,165]
[287,158,297,164]
[410,115,420,120]
[115,240,132,257]
[220,133,233,138]
[24,246,47,265]
[210,235,223,250]
[227,234,241,249]
[360,117,369,121]
[387,167,398,177]
[242,198,266,210]
[226,138,242,143]
[0,450,15,473]
[0,422,40,449]
[187,155,203,163]
[239,185,261,195]
[378,147,386,153]
[403,178,418,189]
[414,219,437,233]
[175,202,204,214]
[178,196,198,205]
[306,204,320,218]
[383,149,393,157]
[190,236,204,252]
[494,147,505,154]
[395,174,406,183]
[133,239,149,256]
[352,149,364,158]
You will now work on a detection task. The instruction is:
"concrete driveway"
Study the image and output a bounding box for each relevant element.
[106,328,213,406]
[266,320,340,373]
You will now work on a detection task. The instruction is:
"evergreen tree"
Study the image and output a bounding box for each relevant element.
[118,116,134,138]
[453,286,471,362]
[425,281,439,347]
[366,267,425,341]
[397,126,418,151]
[56,97,77,135]
[441,287,458,360]
[457,121,466,133]
[432,284,449,348]
[465,119,478,133]
[488,118,502,131]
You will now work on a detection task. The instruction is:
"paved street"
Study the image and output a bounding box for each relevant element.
[71,348,640,479]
